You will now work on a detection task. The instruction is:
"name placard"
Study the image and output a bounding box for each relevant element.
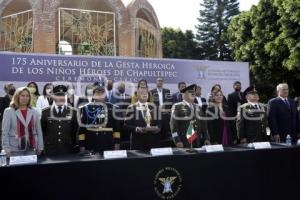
[252,142,272,149]
[150,147,173,156]
[103,150,127,159]
[204,145,224,152]
[9,155,37,166]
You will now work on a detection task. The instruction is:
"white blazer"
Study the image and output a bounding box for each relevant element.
[1,107,44,153]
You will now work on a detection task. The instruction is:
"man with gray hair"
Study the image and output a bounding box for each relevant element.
[268,83,300,143]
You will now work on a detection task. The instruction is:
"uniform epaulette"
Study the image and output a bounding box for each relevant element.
[78,102,90,109]
[173,102,185,107]
[106,102,120,108]
[239,103,250,108]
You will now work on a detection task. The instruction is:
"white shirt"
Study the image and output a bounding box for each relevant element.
[278,96,289,102]
[54,104,64,114]
[195,96,203,107]
[157,88,163,106]
[248,101,260,109]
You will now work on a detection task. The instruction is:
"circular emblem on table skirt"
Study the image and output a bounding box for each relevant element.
[154,166,182,199]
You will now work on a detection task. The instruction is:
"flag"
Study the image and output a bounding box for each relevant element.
[186,122,197,144]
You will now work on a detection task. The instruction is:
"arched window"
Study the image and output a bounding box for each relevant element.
[0,0,33,52]
[136,8,159,58]
[57,0,116,56]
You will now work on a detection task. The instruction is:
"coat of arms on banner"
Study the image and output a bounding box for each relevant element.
[193,64,209,80]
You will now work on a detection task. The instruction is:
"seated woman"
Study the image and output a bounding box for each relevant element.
[206,89,237,145]
[1,87,44,156]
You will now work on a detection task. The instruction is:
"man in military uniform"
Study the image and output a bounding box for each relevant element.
[170,84,210,148]
[41,85,79,156]
[124,84,161,150]
[78,81,120,153]
[236,86,268,143]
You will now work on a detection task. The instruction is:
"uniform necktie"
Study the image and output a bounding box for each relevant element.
[58,106,62,116]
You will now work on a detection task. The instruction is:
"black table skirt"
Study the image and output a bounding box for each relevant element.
[0,145,299,200]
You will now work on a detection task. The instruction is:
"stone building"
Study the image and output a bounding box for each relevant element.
[0,0,162,58]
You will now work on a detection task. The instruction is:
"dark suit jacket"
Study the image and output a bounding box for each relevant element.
[124,103,161,150]
[194,96,208,114]
[150,88,172,109]
[227,91,246,117]
[0,95,11,122]
[172,92,182,104]
[268,97,299,141]
[206,105,237,145]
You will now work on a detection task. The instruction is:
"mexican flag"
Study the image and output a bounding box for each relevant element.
[186,122,197,144]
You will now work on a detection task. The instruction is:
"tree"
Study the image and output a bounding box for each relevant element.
[161,27,199,59]
[227,0,300,100]
[196,0,239,60]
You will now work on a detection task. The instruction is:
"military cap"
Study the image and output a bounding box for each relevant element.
[180,84,197,93]
[53,85,67,96]
[244,86,258,95]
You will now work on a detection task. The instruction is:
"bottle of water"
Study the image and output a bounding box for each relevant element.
[0,150,7,167]
[286,134,292,146]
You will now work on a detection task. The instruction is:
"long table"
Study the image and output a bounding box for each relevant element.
[0,145,299,200]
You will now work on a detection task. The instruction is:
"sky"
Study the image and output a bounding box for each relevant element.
[122,0,260,32]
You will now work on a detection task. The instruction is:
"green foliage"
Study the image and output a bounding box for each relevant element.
[227,0,300,99]
[196,0,240,60]
[161,27,199,59]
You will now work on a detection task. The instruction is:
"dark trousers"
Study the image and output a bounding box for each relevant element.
[160,114,171,140]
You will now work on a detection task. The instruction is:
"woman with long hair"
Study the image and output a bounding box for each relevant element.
[27,81,40,107]
[208,84,227,105]
[36,83,53,112]
[206,89,237,145]
[131,79,153,104]
[1,87,44,156]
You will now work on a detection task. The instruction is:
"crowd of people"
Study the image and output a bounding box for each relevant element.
[0,78,299,157]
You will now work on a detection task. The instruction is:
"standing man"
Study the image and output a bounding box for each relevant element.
[172,82,186,104]
[150,77,172,141]
[106,79,114,103]
[170,84,210,148]
[124,85,161,150]
[110,82,132,145]
[227,81,246,117]
[268,83,300,143]
[236,86,268,144]
[78,81,120,153]
[194,85,207,114]
[41,85,79,156]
